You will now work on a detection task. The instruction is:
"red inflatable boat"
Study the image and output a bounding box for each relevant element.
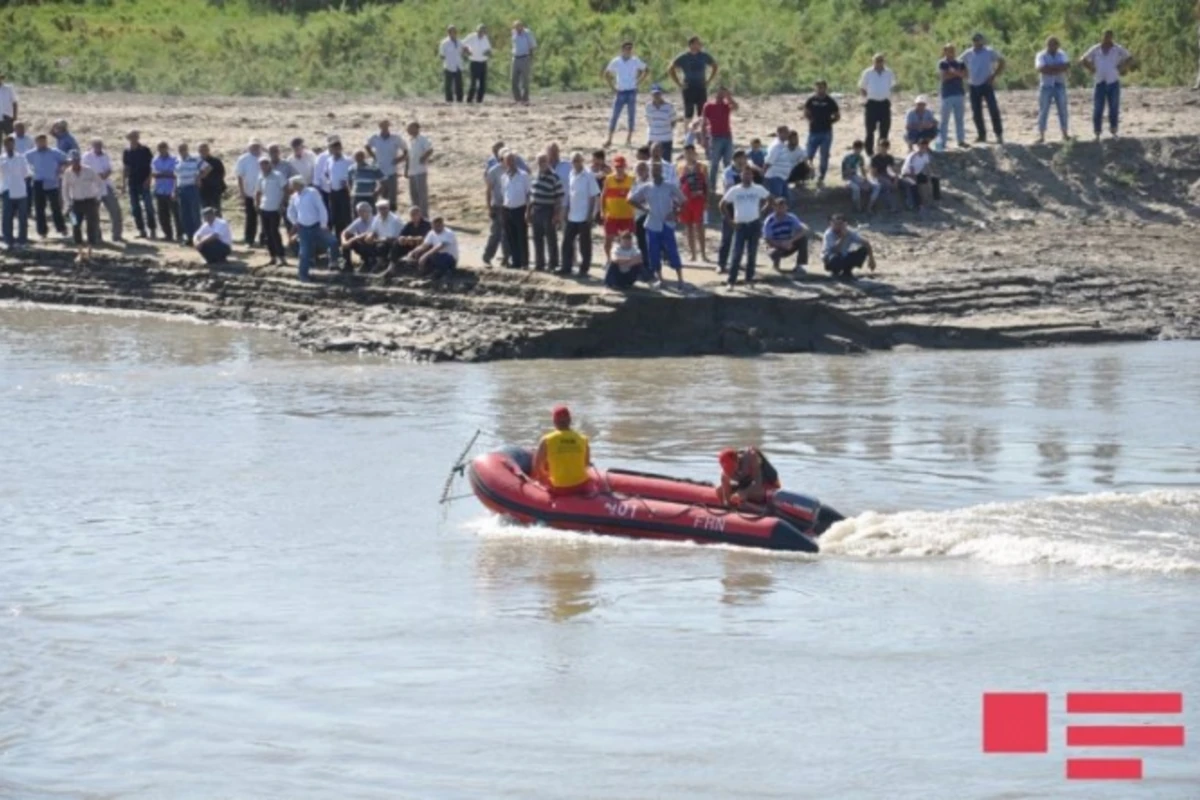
[467,447,843,553]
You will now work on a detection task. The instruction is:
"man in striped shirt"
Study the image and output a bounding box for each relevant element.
[528,152,563,271]
[644,85,677,164]
[174,143,203,246]
[761,197,810,275]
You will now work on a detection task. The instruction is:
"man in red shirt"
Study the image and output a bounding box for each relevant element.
[701,86,738,181]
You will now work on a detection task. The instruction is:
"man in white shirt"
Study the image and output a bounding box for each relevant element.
[286,176,340,281]
[366,120,406,211]
[500,151,531,268]
[61,150,105,260]
[81,138,124,243]
[1,134,31,248]
[644,85,677,163]
[858,53,896,155]
[405,122,433,217]
[1081,30,1133,140]
[286,137,316,186]
[11,121,33,155]
[323,138,353,237]
[719,167,771,287]
[899,139,940,213]
[462,24,493,103]
[1035,37,1071,143]
[195,207,233,265]
[368,199,405,271]
[234,139,265,247]
[602,42,649,148]
[439,25,466,103]
[312,138,335,213]
[0,72,16,135]
[561,151,601,276]
[254,157,288,266]
[763,128,799,201]
[408,215,459,278]
[340,201,376,273]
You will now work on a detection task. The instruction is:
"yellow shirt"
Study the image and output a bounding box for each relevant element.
[602,174,635,221]
[540,429,590,489]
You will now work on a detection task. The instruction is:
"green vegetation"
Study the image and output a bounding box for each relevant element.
[2,0,1197,96]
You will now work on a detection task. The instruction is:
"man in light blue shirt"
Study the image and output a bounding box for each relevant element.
[962,33,1006,144]
[821,214,876,279]
[904,96,938,149]
[25,134,68,238]
[628,163,686,287]
[1035,36,1071,142]
[510,20,537,104]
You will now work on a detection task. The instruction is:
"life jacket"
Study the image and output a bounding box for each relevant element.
[735,448,781,490]
[540,429,590,489]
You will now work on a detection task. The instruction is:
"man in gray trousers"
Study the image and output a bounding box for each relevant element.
[510,20,537,103]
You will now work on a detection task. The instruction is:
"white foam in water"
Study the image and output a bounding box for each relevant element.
[819,489,1200,573]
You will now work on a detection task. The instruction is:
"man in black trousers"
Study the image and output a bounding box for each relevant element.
[499,151,529,269]
[858,53,896,155]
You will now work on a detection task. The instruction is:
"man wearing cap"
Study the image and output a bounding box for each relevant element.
[500,151,531,269]
[194,207,233,265]
[669,36,718,124]
[462,24,493,103]
[174,143,204,245]
[367,199,404,271]
[366,121,405,210]
[600,155,635,262]
[197,142,226,216]
[1034,36,1071,144]
[602,41,648,148]
[937,44,969,151]
[644,85,677,163]
[122,130,157,239]
[254,156,288,266]
[26,134,69,239]
[61,150,104,260]
[533,405,591,494]
[404,122,433,217]
[82,138,124,243]
[962,33,1006,144]
[439,25,466,103]
[234,140,264,247]
[286,175,339,281]
[858,53,896,156]
[1,135,31,248]
[904,97,939,150]
[410,215,459,278]
[340,202,376,273]
[510,20,537,104]
[0,73,16,136]
[561,150,600,276]
[1081,30,1133,141]
[803,80,840,188]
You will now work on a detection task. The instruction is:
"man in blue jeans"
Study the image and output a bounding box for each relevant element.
[122,130,157,239]
[1035,36,1071,143]
[1081,30,1133,141]
[1,134,31,248]
[602,42,647,148]
[285,176,339,281]
[719,166,771,287]
[628,163,686,287]
[937,44,968,151]
[962,33,1006,144]
[803,80,840,188]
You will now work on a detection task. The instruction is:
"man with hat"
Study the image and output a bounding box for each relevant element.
[533,405,591,494]
[61,149,104,260]
[254,156,288,266]
[366,120,405,210]
[644,84,677,163]
[82,137,124,243]
[235,139,265,246]
[122,129,157,239]
[962,32,1006,144]
[603,41,648,148]
[368,198,404,271]
[0,71,16,136]
[600,154,636,262]
[194,206,233,265]
[904,96,939,150]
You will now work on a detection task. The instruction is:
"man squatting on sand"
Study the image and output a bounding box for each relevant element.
[1,25,1167,287]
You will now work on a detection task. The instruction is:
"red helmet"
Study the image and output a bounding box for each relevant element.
[718,448,739,475]
[552,405,571,426]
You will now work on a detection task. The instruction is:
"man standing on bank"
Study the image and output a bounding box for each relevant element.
[1080,30,1133,141]
[122,130,157,239]
[603,42,649,149]
[858,53,896,156]
[962,32,1006,144]
[669,37,719,126]
[803,80,840,189]
[234,139,264,247]
[511,20,537,104]
[462,24,493,103]
[439,25,466,103]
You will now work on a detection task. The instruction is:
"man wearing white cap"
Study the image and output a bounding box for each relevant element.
[904,96,938,150]
[644,84,676,163]
[369,198,404,270]
[340,201,376,273]
[81,138,124,243]
[235,139,264,246]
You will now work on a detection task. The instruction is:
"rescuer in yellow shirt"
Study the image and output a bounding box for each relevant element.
[533,405,591,493]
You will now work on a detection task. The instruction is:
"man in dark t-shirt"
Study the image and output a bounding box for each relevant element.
[867,138,898,212]
[197,142,226,216]
[122,130,157,238]
[802,80,841,186]
[668,36,718,121]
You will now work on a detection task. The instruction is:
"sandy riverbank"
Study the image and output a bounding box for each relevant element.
[2,87,1199,360]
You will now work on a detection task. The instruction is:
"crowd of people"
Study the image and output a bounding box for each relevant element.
[0,24,1193,288]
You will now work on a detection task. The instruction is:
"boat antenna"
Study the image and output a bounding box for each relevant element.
[439,428,482,504]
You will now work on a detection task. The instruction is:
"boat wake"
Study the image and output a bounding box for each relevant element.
[820,489,1200,574]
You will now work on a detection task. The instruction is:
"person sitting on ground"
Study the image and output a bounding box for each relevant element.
[340,201,376,273]
[904,96,939,150]
[762,197,810,276]
[194,206,233,265]
[867,139,899,213]
[533,405,592,494]
[763,125,797,200]
[900,138,941,213]
[822,214,876,279]
[604,230,644,290]
[841,140,869,212]
[784,129,812,196]
[717,446,781,506]
[368,199,404,271]
[410,214,459,279]
[747,137,767,178]
[395,205,432,265]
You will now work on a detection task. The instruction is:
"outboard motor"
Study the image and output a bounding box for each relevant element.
[770,490,844,535]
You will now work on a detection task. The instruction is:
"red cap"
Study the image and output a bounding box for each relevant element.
[552,405,571,426]
[718,448,738,475]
